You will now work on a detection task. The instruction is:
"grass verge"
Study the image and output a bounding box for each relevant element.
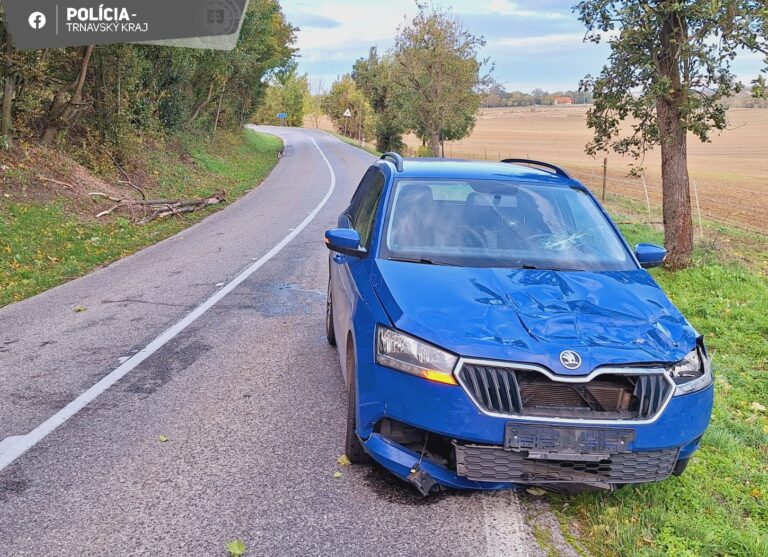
[322,129,382,156]
[553,222,768,557]
[0,129,282,307]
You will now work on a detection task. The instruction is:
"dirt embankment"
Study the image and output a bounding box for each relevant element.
[0,141,164,220]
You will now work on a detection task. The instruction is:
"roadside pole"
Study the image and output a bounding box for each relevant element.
[691,177,704,239]
[601,157,608,202]
[641,175,652,223]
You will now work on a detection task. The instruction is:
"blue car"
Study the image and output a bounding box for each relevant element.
[324,153,713,494]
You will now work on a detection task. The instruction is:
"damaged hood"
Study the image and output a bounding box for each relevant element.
[371,260,698,376]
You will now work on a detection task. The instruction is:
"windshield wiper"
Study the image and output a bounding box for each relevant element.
[388,257,462,267]
[520,263,586,272]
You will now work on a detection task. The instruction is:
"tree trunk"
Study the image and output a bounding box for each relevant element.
[212,83,226,136]
[1,74,14,147]
[657,96,693,270]
[42,45,94,145]
[1,29,15,147]
[186,82,215,127]
[428,129,440,157]
[656,5,693,270]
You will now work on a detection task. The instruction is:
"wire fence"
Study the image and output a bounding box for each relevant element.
[438,147,768,236]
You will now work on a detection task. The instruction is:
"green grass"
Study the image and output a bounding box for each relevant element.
[553,222,768,557]
[0,129,282,307]
[322,129,382,156]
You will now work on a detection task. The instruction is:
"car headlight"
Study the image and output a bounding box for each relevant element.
[376,326,458,385]
[670,345,713,396]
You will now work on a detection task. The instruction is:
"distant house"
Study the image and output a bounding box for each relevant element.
[554,96,574,105]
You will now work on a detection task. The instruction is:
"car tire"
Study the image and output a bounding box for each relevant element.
[345,357,370,464]
[326,281,336,346]
[673,458,689,476]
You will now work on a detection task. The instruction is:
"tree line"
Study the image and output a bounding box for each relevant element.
[315,4,490,156]
[0,0,296,162]
[483,85,593,107]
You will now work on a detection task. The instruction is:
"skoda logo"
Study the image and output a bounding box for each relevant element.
[560,350,582,370]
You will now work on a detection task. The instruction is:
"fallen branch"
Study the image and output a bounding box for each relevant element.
[89,192,123,202]
[88,190,227,223]
[38,175,76,189]
[109,153,146,200]
[95,204,123,218]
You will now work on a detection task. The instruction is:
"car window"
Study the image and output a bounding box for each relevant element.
[352,171,385,249]
[346,167,378,224]
[380,178,635,272]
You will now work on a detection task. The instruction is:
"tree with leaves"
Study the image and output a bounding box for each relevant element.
[321,75,375,141]
[253,64,310,126]
[391,4,489,156]
[0,0,295,157]
[576,1,767,270]
[352,47,405,152]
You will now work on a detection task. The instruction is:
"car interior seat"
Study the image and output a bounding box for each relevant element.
[390,185,436,249]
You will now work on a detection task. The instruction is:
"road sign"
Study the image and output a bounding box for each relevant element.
[343,109,352,118]
[276,112,288,120]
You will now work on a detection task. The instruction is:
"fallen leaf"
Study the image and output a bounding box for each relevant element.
[526,487,546,496]
[750,401,766,413]
[332,471,343,479]
[337,454,351,466]
[751,488,762,499]
[226,539,246,557]
[74,306,87,313]
[159,435,168,442]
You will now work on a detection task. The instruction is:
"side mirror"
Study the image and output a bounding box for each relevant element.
[324,228,367,258]
[635,243,666,269]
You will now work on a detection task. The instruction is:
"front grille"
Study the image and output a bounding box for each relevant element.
[455,444,679,484]
[459,364,672,421]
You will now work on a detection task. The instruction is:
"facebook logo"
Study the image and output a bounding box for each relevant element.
[28,11,47,30]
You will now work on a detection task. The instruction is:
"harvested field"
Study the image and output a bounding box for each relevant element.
[309,106,768,233]
[409,106,768,234]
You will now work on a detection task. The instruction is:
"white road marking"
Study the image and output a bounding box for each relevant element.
[0,132,336,472]
[481,491,541,557]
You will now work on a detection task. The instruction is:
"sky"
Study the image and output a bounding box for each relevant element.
[281,0,766,93]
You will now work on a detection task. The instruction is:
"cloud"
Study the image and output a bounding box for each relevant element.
[290,13,342,29]
[286,1,616,91]
[285,0,411,52]
[495,33,586,48]
[493,29,621,51]
[484,0,568,19]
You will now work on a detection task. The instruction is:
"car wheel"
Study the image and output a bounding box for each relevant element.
[325,281,336,346]
[673,458,689,476]
[345,356,370,464]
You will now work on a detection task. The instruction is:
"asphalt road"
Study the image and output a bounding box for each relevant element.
[0,127,558,557]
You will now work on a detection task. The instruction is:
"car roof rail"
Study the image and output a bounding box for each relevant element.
[380,152,404,172]
[500,158,572,179]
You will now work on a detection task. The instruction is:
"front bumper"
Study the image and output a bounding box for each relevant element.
[357,361,714,490]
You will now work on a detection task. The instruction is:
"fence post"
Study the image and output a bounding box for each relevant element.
[691,177,704,239]
[641,175,652,223]
[601,157,608,202]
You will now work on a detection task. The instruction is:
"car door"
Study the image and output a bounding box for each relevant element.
[331,168,386,376]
